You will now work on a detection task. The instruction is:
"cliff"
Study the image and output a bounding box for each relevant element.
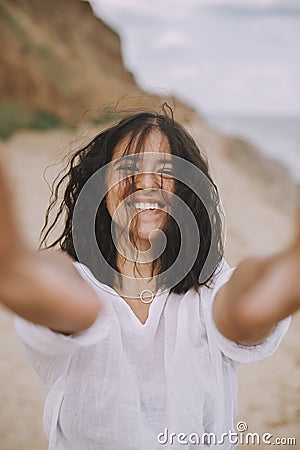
[0,0,147,125]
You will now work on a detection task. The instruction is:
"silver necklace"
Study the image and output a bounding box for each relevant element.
[139,289,154,304]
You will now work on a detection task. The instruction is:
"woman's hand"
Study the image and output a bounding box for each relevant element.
[0,150,101,334]
[213,215,300,345]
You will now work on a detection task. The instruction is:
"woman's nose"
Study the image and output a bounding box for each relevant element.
[134,172,160,189]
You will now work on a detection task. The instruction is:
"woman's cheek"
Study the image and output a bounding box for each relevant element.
[105,189,116,220]
[106,191,128,229]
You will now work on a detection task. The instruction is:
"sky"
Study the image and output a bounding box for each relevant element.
[88,0,300,116]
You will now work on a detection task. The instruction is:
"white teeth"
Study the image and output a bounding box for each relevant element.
[134,202,159,210]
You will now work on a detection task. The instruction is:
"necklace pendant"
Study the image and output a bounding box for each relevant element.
[139,289,154,304]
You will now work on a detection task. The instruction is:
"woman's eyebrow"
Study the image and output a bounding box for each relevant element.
[113,155,173,167]
[112,155,136,167]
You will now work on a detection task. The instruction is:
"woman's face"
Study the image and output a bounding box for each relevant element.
[105,129,175,249]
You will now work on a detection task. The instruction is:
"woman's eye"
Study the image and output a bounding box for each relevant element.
[118,165,137,172]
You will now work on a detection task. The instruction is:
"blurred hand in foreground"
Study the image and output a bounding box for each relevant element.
[214,212,300,345]
[0,149,100,334]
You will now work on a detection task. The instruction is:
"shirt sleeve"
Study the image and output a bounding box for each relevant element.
[14,262,111,388]
[209,263,291,365]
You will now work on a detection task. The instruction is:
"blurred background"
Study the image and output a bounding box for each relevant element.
[93,0,300,182]
[0,0,299,449]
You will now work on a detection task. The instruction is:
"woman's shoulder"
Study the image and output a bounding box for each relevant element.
[72,261,114,295]
[201,259,236,298]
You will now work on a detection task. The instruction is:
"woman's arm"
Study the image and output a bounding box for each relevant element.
[0,152,101,334]
[213,226,300,345]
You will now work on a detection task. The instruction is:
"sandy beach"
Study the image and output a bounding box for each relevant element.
[0,122,299,450]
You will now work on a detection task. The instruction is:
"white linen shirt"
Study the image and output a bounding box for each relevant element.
[14,261,291,450]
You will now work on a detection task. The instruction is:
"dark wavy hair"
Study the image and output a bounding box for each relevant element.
[40,106,224,294]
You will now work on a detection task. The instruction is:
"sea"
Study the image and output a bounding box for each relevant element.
[206,115,300,185]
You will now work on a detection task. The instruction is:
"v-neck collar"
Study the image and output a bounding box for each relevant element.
[93,279,170,327]
[74,262,170,327]
[114,288,170,327]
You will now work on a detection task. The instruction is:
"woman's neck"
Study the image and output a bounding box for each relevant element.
[114,252,159,298]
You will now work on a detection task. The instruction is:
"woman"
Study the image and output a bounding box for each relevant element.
[0,108,299,449]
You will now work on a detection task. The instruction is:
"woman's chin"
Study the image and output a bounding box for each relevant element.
[132,227,162,248]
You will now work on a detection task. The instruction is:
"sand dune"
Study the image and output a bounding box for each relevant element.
[0,123,299,449]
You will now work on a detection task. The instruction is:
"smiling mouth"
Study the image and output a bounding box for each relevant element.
[123,201,166,219]
[126,199,164,210]
[134,201,161,210]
